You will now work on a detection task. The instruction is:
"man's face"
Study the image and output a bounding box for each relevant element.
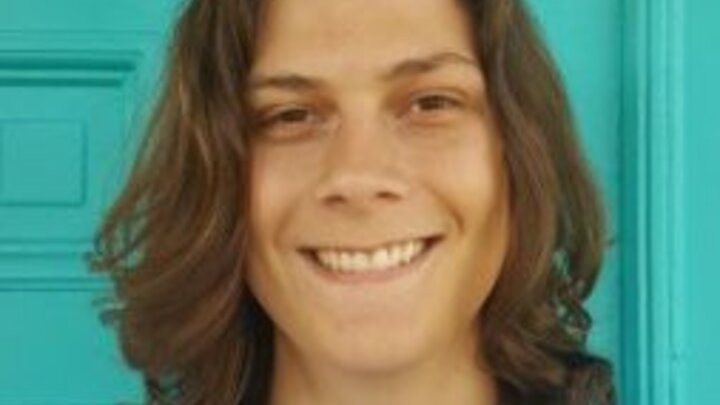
[246,0,511,375]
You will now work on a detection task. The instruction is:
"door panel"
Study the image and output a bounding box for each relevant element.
[0,292,139,403]
[0,1,175,403]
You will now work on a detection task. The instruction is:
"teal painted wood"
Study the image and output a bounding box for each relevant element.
[0,292,142,402]
[0,0,181,32]
[619,0,688,403]
[0,1,178,403]
[683,0,720,403]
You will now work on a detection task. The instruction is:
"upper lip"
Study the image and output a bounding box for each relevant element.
[298,234,444,252]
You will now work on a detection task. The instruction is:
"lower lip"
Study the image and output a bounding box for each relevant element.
[300,238,441,285]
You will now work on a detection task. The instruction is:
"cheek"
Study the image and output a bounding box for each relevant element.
[247,147,319,298]
[249,147,314,243]
[412,126,509,311]
[411,123,506,221]
[248,163,275,252]
[246,155,294,323]
[459,170,510,316]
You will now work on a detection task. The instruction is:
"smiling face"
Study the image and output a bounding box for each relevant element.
[246,0,511,376]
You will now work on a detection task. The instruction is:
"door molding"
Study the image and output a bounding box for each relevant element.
[621,0,685,403]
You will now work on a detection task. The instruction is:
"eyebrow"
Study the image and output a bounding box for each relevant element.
[248,51,479,92]
[382,51,478,81]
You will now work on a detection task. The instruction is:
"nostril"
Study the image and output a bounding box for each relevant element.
[377,190,401,200]
[322,194,349,205]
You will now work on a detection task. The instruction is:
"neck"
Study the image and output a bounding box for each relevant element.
[267,332,498,405]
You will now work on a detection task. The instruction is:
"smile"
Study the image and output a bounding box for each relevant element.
[299,236,443,283]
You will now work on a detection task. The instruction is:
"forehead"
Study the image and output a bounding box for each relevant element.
[252,0,476,77]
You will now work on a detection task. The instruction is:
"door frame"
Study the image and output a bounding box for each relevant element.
[620,0,685,403]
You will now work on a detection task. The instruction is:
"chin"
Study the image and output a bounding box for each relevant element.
[318,326,438,376]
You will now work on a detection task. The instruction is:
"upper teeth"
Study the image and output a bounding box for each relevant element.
[313,239,426,272]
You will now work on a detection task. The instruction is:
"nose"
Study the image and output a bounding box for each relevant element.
[313,114,409,212]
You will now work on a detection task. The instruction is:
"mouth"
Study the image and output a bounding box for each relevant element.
[298,235,444,284]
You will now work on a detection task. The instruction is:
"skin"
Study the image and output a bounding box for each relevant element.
[246,0,511,404]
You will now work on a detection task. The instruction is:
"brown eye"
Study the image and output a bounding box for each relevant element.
[401,92,466,128]
[411,94,462,113]
[267,108,314,125]
[254,105,324,141]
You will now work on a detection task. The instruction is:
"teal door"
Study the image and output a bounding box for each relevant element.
[0,1,176,402]
[0,0,716,404]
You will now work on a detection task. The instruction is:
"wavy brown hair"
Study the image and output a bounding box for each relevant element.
[88,0,616,403]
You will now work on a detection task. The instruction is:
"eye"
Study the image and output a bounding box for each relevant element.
[263,107,315,126]
[401,91,467,127]
[410,94,462,113]
[255,105,323,140]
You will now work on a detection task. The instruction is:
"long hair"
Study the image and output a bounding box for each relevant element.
[88,0,615,403]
